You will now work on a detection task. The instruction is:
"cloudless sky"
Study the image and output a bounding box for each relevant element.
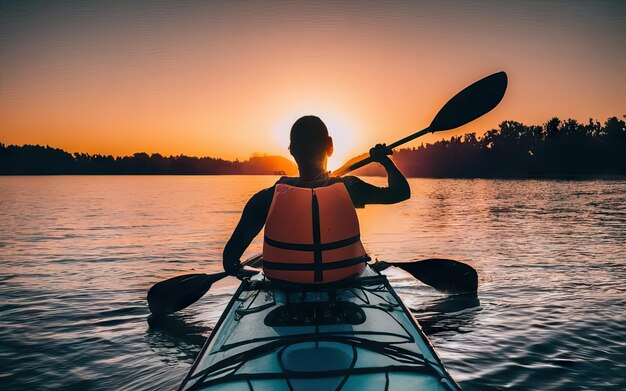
[1,1,624,169]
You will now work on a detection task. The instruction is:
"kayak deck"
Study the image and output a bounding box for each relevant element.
[178,267,461,390]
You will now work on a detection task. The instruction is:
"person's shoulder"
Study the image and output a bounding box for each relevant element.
[276,176,299,186]
[244,186,275,218]
[250,184,276,203]
[333,176,370,208]
[252,175,294,197]
[338,175,368,187]
[339,175,364,182]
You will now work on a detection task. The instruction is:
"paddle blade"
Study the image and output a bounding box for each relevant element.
[430,71,507,132]
[393,259,478,294]
[147,273,224,316]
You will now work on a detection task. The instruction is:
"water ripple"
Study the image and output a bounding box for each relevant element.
[0,176,624,390]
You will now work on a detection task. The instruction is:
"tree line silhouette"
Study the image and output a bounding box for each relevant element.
[1,116,624,177]
[0,147,297,175]
[355,116,626,178]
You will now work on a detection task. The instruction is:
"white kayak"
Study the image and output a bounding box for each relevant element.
[177,261,462,391]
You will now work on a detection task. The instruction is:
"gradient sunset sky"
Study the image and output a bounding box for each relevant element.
[1,1,624,169]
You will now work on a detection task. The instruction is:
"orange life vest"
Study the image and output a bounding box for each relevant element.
[262,182,368,284]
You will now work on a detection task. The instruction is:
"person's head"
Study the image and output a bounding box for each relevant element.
[289,116,333,167]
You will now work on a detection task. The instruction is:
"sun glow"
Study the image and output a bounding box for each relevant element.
[3,2,624,167]
[271,109,365,173]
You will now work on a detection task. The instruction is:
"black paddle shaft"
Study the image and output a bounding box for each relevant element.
[332,71,507,177]
[147,254,262,316]
[373,259,478,294]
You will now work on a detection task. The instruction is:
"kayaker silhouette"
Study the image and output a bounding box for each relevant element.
[152,74,499,315]
[223,115,410,283]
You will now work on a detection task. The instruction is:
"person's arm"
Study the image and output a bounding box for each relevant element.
[222,188,273,275]
[342,144,410,207]
[366,143,411,204]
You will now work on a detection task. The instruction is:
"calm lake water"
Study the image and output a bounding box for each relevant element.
[1,176,625,390]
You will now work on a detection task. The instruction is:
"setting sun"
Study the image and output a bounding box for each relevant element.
[270,106,366,172]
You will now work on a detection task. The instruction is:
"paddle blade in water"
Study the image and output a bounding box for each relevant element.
[430,71,508,132]
[147,273,222,316]
[394,259,478,294]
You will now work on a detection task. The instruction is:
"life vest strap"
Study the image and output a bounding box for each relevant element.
[262,255,369,271]
[264,234,361,252]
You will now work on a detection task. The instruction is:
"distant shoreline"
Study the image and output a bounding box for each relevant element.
[2,115,625,178]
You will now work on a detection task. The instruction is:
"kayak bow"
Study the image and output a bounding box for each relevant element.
[177,256,462,391]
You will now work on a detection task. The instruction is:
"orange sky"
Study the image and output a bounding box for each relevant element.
[1,1,624,170]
